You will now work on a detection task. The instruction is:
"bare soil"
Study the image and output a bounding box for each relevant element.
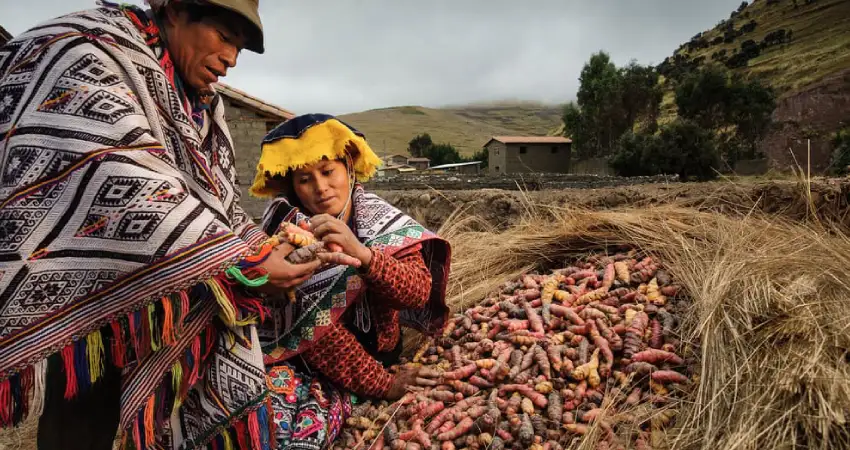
[376,178,850,231]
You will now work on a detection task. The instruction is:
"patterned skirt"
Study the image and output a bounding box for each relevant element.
[266,363,353,450]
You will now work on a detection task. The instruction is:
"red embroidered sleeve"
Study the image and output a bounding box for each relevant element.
[300,322,394,398]
[363,245,432,310]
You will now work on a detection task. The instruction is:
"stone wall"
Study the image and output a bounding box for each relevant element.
[223,97,277,219]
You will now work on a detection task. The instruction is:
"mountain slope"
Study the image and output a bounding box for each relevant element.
[339,104,563,157]
[656,0,850,170]
[659,0,850,121]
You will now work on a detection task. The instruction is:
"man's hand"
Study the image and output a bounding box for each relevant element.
[310,214,372,268]
[254,243,321,294]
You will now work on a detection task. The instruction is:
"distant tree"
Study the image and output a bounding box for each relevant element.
[676,66,730,131]
[467,147,489,168]
[563,54,662,158]
[407,133,433,158]
[620,61,663,134]
[424,143,463,166]
[575,51,626,157]
[561,102,591,157]
[725,77,776,158]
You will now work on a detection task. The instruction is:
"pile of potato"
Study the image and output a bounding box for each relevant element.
[333,250,692,450]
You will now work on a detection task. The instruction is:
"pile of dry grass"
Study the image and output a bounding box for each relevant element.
[436,203,850,449]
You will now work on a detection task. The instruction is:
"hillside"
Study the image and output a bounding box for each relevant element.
[339,104,563,157]
[656,0,850,169]
[662,0,850,94]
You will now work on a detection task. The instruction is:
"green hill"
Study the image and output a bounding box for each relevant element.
[339,103,564,157]
[658,0,850,123]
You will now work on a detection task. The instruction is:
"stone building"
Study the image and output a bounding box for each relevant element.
[406,157,431,170]
[383,154,409,166]
[485,136,572,175]
[214,83,294,218]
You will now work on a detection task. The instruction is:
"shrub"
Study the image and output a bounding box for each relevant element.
[659,120,721,181]
[610,132,661,177]
[828,128,850,175]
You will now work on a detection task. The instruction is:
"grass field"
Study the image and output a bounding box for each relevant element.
[339,103,564,157]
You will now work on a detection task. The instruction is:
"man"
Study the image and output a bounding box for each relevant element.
[0,1,317,448]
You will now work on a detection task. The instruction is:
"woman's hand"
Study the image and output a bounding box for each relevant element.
[310,214,372,268]
[253,243,321,294]
[384,365,442,400]
[385,366,419,400]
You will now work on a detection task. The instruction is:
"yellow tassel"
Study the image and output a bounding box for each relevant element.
[86,330,104,384]
[147,302,160,352]
[222,429,235,450]
[207,279,237,326]
[171,361,183,393]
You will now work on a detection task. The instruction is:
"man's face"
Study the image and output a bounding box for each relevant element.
[165,7,247,91]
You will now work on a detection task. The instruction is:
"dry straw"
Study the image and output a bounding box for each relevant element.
[435,198,850,449]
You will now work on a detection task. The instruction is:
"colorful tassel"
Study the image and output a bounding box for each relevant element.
[207,278,237,326]
[222,429,235,450]
[18,366,33,425]
[129,310,142,361]
[147,302,160,352]
[180,291,190,323]
[265,400,276,441]
[211,436,222,450]
[162,296,175,346]
[170,361,183,395]
[133,410,144,450]
[155,385,167,431]
[203,325,216,362]
[30,359,47,418]
[0,377,10,427]
[111,320,126,369]
[248,411,262,450]
[86,329,105,384]
[256,403,271,450]
[189,337,201,386]
[10,372,23,425]
[144,395,156,447]
[233,421,249,450]
[61,344,77,400]
[74,338,91,393]
[138,309,151,360]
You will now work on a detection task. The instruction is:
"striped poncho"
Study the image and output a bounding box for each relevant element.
[0,4,273,448]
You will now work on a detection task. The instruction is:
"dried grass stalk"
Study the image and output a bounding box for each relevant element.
[438,203,850,450]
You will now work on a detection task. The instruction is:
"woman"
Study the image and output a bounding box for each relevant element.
[250,114,451,449]
[0,1,312,449]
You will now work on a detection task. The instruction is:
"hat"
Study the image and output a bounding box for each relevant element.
[250,114,383,198]
[205,0,264,53]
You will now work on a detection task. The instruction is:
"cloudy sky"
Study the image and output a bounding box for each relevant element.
[1,0,743,115]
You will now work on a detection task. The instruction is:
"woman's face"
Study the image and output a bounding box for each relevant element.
[164,6,246,91]
[292,159,351,217]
